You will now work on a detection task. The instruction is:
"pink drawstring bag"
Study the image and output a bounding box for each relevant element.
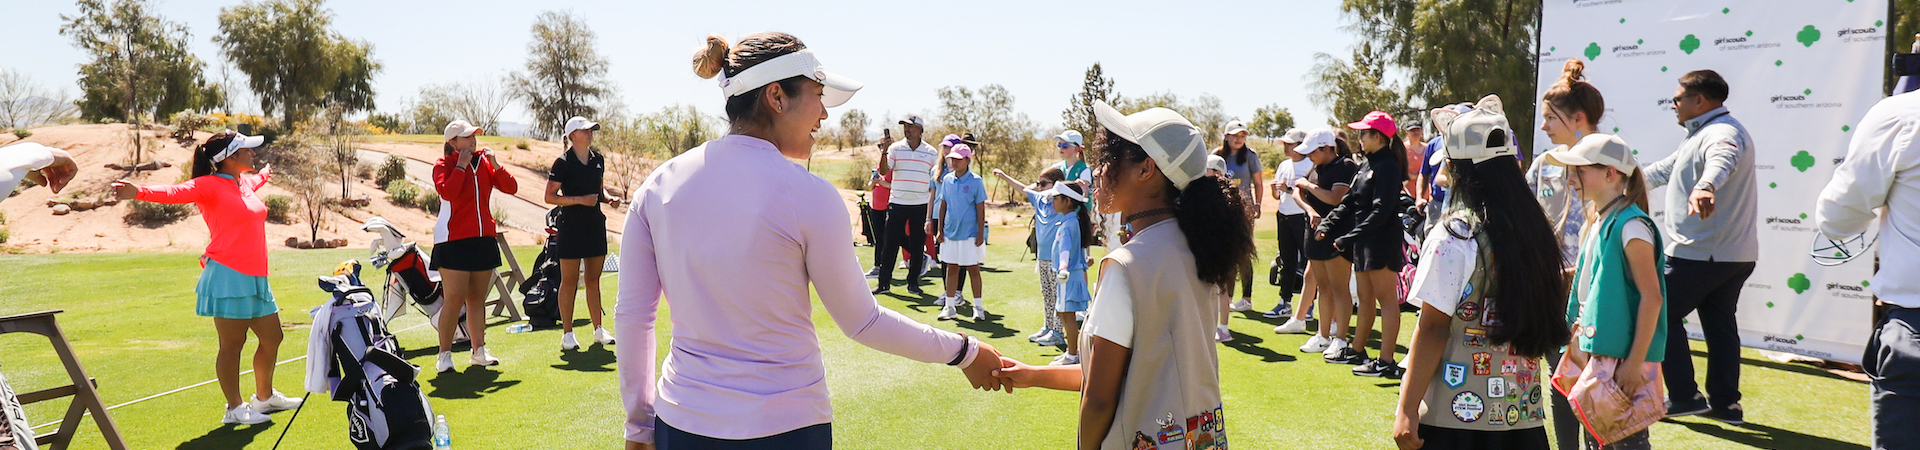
[1551,352,1665,446]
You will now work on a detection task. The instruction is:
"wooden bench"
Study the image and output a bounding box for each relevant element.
[0,310,127,450]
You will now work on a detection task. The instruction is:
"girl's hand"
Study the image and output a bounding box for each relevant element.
[608,196,622,208]
[993,357,1044,388]
[973,236,982,246]
[961,342,1010,392]
[1614,360,1647,394]
[1392,411,1424,450]
[110,180,138,200]
[991,168,1005,177]
[1293,178,1313,190]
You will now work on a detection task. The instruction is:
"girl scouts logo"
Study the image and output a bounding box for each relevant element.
[1472,353,1493,375]
[1457,301,1480,321]
[1443,362,1468,388]
[1451,391,1485,423]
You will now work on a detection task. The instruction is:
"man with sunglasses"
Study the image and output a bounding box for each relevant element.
[1644,69,1760,425]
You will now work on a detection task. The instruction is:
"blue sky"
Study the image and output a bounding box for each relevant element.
[3,0,1362,134]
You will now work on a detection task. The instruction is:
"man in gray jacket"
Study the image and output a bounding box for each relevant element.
[1645,70,1759,424]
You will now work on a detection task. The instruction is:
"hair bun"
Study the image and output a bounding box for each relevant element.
[692,34,730,79]
[1560,59,1587,84]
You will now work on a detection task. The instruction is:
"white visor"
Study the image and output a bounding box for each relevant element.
[213,133,265,163]
[718,49,862,108]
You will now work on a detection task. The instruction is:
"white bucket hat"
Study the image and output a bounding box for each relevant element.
[1093,100,1208,191]
[717,49,862,108]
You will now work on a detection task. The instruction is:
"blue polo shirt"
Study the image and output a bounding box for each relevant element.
[939,171,988,240]
[1026,190,1062,259]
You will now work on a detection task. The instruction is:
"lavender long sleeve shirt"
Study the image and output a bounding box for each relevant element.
[616,135,978,443]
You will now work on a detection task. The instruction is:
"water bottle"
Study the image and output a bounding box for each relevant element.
[507,323,532,333]
[432,414,450,449]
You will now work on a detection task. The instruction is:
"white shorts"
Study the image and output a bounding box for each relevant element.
[938,240,985,266]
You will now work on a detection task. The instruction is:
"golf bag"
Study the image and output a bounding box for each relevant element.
[1397,192,1425,306]
[312,263,435,450]
[363,217,467,342]
[518,212,563,329]
[0,368,35,450]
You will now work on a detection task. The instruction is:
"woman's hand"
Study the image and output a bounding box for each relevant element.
[991,168,1005,177]
[607,195,623,209]
[27,148,78,194]
[1392,410,1424,450]
[110,180,138,200]
[1293,178,1314,190]
[961,342,1011,392]
[925,222,938,237]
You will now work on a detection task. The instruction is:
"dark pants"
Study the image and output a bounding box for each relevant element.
[1415,424,1550,450]
[1582,428,1650,450]
[657,418,831,450]
[1869,307,1920,450]
[1660,257,1755,409]
[1275,213,1308,297]
[866,207,889,261]
[1546,348,1582,450]
[877,203,928,289]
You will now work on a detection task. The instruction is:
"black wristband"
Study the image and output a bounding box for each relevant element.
[946,334,973,366]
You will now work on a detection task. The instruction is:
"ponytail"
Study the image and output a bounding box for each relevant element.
[1542,58,1606,128]
[192,134,236,179]
[1094,130,1254,289]
[692,32,809,130]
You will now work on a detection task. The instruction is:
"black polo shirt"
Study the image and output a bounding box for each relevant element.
[548,147,606,217]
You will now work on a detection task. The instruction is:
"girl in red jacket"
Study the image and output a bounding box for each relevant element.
[432,119,519,373]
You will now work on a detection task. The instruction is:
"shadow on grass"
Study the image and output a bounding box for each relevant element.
[952,313,1019,339]
[177,422,272,450]
[427,366,521,399]
[554,344,616,372]
[1685,349,1868,384]
[1220,331,1297,363]
[1667,418,1867,450]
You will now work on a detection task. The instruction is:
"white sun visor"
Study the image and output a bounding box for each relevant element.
[717,49,862,108]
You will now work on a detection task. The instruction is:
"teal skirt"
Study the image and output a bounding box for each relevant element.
[195,257,279,319]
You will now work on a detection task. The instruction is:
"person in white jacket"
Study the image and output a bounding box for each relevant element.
[0,142,78,200]
[1814,90,1920,450]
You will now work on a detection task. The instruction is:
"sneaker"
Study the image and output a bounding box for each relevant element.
[594,328,616,345]
[1274,318,1309,335]
[1701,403,1745,425]
[1229,299,1254,312]
[1035,332,1066,347]
[248,390,303,414]
[561,332,580,351]
[1666,392,1711,418]
[221,403,270,425]
[1353,358,1393,377]
[1215,325,1233,343]
[436,352,455,373]
[864,267,881,279]
[1384,364,1406,380]
[1323,338,1351,359]
[870,286,891,296]
[937,304,959,321]
[906,286,928,296]
[470,346,500,367]
[1028,328,1050,342]
[971,300,988,321]
[1262,300,1294,319]
[1299,335,1332,353]
[1049,354,1081,366]
[1326,347,1367,365]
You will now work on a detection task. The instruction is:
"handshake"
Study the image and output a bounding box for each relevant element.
[956,342,1068,393]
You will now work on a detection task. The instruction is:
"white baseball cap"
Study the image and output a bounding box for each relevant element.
[1054,129,1084,146]
[718,49,862,108]
[1222,120,1250,136]
[1206,154,1228,174]
[1093,100,1208,191]
[898,113,925,127]
[1430,94,1516,165]
[212,132,265,163]
[563,116,601,137]
[1278,128,1307,144]
[1296,128,1337,155]
[1541,133,1639,175]
[443,120,482,142]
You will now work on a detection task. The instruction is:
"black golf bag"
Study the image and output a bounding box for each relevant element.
[315,263,435,450]
[518,211,564,329]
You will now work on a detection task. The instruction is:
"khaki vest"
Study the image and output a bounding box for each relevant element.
[1087,220,1227,449]
[1418,221,1547,431]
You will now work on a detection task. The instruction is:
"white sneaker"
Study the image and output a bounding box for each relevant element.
[1028,329,1050,342]
[937,304,959,321]
[561,332,580,351]
[248,390,303,414]
[934,295,951,307]
[971,300,988,321]
[1034,331,1066,347]
[471,346,500,367]
[436,352,455,373]
[1324,338,1350,358]
[1275,318,1309,335]
[1050,354,1080,365]
[221,403,270,425]
[594,328,616,345]
[1299,334,1332,353]
[1230,299,1254,312]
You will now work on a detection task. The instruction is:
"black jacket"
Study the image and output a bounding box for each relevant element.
[1319,152,1404,250]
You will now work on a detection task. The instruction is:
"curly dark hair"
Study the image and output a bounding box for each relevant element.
[1092,129,1253,289]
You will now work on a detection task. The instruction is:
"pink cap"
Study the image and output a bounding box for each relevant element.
[945,143,973,159]
[941,134,964,147]
[1346,111,1398,138]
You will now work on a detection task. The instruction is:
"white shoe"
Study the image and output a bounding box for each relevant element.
[937,304,958,321]
[471,346,500,367]
[248,390,303,414]
[1050,354,1080,365]
[1299,334,1332,353]
[221,403,270,425]
[561,332,580,351]
[971,300,988,321]
[594,328,616,345]
[933,295,951,307]
[1324,338,1350,358]
[436,352,455,373]
[1230,299,1254,312]
[1275,318,1309,335]
[1215,325,1233,343]
[1034,331,1066,347]
[1028,328,1050,341]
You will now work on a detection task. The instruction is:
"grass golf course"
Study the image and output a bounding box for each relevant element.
[0,224,1873,449]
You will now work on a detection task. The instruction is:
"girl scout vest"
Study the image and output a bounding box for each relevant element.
[1090,220,1228,450]
[1569,204,1670,362]
[1420,218,1547,432]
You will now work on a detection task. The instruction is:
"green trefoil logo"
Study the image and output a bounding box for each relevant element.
[1680,35,1701,54]
[1788,273,1812,294]
[1791,150,1816,172]
[1797,25,1822,47]
[1585,42,1602,60]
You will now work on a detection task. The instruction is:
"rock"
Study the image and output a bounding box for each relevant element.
[51,204,71,215]
[295,241,313,249]
[331,238,348,247]
[286,237,300,247]
[71,199,99,211]
[102,198,118,206]
[45,199,63,207]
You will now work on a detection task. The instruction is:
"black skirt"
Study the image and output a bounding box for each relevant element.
[431,236,501,272]
[551,207,608,260]
[1349,237,1406,273]
[1415,424,1550,450]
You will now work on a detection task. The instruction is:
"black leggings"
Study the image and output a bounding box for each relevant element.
[656,418,830,450]
[1274,213,1308,297]
[876,204,928,288]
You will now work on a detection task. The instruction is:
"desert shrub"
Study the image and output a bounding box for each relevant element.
[490,204,508,227]
[376,155,408,189]
[516,140,530,150]
[264,194,296,223]
[419,191,441,214]
[838,158,873,191]
[10,128,29,139]
[385,181,419,205]
[127,200,194,224]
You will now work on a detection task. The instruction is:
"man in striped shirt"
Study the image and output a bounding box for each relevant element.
[874,114,940,295]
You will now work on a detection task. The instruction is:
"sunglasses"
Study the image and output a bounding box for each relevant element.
[1670,93,1696,106]
[1057,142,1073,149]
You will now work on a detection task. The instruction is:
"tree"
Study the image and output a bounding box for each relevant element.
[422,77,512,136]
[0,70,79,129]
[509,10,613,139]
[216,0,381,129]
[1062,63,1118,138]
[837,109,870,150]
[1338,0,1539,152]
[1248,104,1295,139]
[937,85,1042,200]
[1117,92,1228,148]
[60,0,213,165]
[1306,43,1411,129]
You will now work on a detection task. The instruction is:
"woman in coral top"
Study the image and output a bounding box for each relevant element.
[431,119,519,373]
[111,131,303,425]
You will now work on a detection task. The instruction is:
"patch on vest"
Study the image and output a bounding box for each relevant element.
[1472,352,1493,375]
[1155,413,1185,445]
[1452,391,1485,423]
[1463,327,1488,347]
[1487,377,1507,398]
[1457,301,1480,321]
[1442,362,1468,388]
[1481,299,1503,327]
[1507,405,1523,426]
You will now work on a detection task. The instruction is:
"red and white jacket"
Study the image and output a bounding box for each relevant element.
[433,151,519,243]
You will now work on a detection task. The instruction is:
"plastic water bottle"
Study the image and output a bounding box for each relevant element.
[507,323,532,333]
[432,415,450,449]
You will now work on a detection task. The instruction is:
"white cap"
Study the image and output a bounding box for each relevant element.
[718,49,862,108]
[1038,181,1088,203]
[1297,128,1337,155]
[443,120,482,142]
[898,113,925,127]
[1222,120,1249,136]
[562,116,601,137]
[1093,100,1208,191]
[212,132,265,163]
[1278,128,1307,144]
[1206,154,1228,174]
[1541,133,1639,176]
[1431,94,1517,165]
[1054,129,1084,146]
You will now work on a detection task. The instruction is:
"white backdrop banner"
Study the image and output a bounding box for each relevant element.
[1535,0,1888,364]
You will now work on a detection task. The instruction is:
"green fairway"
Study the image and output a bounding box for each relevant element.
[0,226,1872,449]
